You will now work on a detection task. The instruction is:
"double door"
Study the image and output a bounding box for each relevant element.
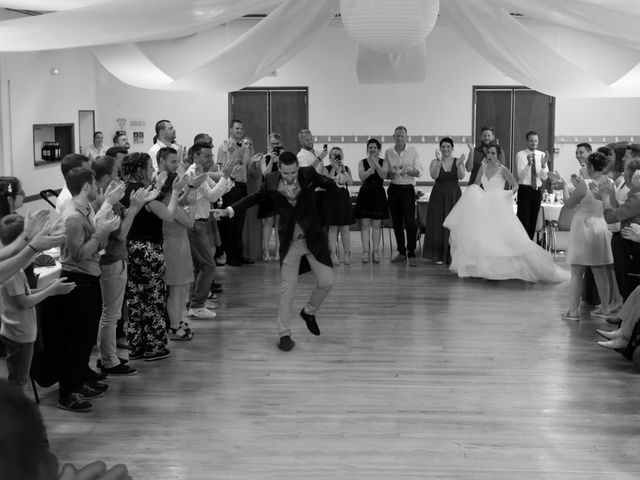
[473,87,555,171]
[228,87,308,154]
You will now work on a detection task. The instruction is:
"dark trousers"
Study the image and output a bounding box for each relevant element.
[217,182,248,262]
[612,233,640,301]
[387,184,417,257]
[56,271,101,398]
[517,185,542,239]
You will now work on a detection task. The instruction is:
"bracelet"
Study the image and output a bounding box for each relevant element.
[27,244,38,253]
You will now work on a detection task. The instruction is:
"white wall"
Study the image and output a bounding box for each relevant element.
[0,48,97,196]
[2,19,640,197]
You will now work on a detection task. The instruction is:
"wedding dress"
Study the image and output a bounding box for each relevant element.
[443,169,569,283]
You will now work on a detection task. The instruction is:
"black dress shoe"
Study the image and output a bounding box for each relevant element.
[300,309,320,336]
[226,259,242,266]
[211,281,222,289]
[240,257,255,264]
[278,335,296,351]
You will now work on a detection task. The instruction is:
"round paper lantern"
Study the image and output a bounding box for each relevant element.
[340,0,440,55]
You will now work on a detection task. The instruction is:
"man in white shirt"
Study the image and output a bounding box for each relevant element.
[86,132,107,162]
[216,119,253,266]
[384,126,422,266]
[186,142,233,318]
[515,130,549,239]
[149,119,181,171]
[296,129,327,174]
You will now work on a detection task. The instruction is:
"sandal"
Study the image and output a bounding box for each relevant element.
[169,322,193,340]
[561,312,580,321]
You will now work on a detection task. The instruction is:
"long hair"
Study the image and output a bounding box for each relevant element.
[0,177,21,218]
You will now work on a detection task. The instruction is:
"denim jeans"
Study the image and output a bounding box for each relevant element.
[0,335,34,387]
[188,219,216,309]
[98,260,127,369]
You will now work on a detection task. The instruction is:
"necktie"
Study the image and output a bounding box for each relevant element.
[530,153,537,190]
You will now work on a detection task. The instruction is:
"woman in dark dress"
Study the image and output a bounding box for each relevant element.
[322,147,355,265]
[354,138,389,263]
[423,137,466,264]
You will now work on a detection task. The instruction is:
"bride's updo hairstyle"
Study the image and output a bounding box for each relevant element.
[486,142,504,161]
[587,151,608,172]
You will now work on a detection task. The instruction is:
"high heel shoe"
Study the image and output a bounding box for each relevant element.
[262,254,272,262]
[343,251,351,265]
[372,251,380,263]
[330,252,340,265]
[597,337,627,349]
[361,251,370,263]
[596,329,620,340]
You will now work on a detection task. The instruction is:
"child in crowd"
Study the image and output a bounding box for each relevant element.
[0,214,75,388]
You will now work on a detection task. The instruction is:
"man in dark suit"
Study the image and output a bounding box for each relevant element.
[215,152,337,351]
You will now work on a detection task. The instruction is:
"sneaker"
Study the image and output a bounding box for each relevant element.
[205,300,219,310]
[391,254,407,263]
[187,307,217,319]
[144,348,171,362]
[116,337,129,349]
[77,383,105,400]
[96,357,129,370]
[128,352,144,360]
[207,292,220,300]
[169,323,193,341]
[101,363,138,376]
[277,335,295,352]
[57,393,93,412]
[85,380,109,393]
[408,257,418,267]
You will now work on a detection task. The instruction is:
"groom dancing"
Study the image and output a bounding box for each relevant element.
[215,151,338,351]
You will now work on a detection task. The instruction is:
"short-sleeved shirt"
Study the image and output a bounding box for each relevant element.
[0,270,37,343]
[100,202,127,265]
[384,145,422,186]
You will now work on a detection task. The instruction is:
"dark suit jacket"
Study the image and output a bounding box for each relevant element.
[230,166,337,274]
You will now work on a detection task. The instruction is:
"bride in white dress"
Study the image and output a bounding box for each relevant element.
[443,143,569,283]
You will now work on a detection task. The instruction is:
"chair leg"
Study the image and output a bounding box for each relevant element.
[31,376,40,404]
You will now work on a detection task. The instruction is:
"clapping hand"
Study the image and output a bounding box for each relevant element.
[172,173,190,192]
[103,179,126,205]
[29,219,66,252]
[588,177,611,200]
[622,223,640,243]
[221,159,235,179]
[23,208,50,240]
[95,209,120,236]
[211,208,228,220]
[154,171,168,190]
[466,141,474,151]
[128,186,158,212]
[459,153,466,163]
[47,276,76,296]
[190,172,208,190]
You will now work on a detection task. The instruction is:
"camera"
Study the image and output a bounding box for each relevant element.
[273,145,284,155]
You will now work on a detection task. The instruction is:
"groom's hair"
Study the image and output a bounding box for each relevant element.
[279,152,298,166]
[577,142,592,152]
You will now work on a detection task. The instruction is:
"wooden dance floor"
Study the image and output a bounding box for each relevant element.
[19,241,640,479]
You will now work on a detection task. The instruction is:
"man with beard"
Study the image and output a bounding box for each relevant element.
[466,126,502,185]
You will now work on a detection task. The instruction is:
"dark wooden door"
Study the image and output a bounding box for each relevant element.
[474,89,513,168]
[229,88,308,154]
[513,90,555,169]
[474,87,555,171]
[270,90,308,153]
[229,90,269,153]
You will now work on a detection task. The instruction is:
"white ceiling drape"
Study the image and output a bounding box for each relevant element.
[1,0,640,96]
